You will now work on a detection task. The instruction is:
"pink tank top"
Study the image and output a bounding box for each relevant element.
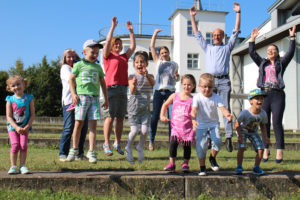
[171,93,195,144]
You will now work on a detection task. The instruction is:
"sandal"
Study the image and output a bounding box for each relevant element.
[113,144,124,155]
[103,144,113,156]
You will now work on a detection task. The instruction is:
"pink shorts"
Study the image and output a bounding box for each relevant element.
[9,131,28,153]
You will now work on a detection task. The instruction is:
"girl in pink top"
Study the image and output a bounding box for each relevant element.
[102,16,136,156]
[160,74,196,172]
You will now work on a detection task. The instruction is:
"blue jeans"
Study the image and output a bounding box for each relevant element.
[214,77,233,138]
[149,90,173,143]
[59,104,88,156]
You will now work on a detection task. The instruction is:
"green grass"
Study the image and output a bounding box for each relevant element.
[1,144,300,172]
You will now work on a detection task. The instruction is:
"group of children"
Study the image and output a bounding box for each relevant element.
[5,14,271,176]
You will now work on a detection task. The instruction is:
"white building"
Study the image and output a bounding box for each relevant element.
[99,0,300,129]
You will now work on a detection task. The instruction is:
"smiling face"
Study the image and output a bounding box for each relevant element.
[9,79,25,97]
[65,51,76,67]
[83,47,99,63]
[181,78,195,95]
[111,38,123,54]
[199,79,214,97]
[212,29,224,45]
[134,55,148,74]
[267,45,279,61]
[249,95,264,110]
[159,47,170,61]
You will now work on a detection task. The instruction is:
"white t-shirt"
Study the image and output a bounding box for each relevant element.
[60,64,72,106]
[154,60,178,91]
[192,92,224,128]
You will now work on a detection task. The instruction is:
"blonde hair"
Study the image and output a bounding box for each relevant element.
[60,48,80,66]
[6,75,29,92]
[199,73,214,87]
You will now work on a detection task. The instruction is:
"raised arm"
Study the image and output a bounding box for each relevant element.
[125,21,136,59]
[150,29,161,63]
[103,17,118,58]
[189,6,199,35]
[233,2,241,31]
[249,28,263,66]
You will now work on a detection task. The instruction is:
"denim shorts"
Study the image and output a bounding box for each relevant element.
[238,131,264,150]
[75,95,100,120]
[107,85,128,118]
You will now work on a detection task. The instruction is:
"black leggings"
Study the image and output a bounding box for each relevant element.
[169,136,191,160]
[262,89,285,149]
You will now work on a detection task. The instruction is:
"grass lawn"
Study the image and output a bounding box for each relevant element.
[1,144,300,172]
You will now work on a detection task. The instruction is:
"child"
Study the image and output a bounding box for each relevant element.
[191,73,232,176]
[6,75,35,174]
[149,28,180,151]
[125,51,155,164]
[160,74,196,172]
[66,39,108,163]
[235,88,270,175]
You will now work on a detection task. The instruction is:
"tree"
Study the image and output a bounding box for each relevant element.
[0,71,9,115]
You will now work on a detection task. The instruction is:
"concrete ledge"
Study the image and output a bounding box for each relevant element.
[1,171,300,199]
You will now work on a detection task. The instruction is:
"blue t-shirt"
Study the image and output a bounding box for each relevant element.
[6,94,34,132]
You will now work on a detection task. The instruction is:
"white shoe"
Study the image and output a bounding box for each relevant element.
[66,148,78,162]
[86,151,97,163]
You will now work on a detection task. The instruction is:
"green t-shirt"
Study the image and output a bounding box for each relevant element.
[72,60,105,95]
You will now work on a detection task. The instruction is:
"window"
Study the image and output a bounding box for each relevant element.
[187,54,199,69]
[187,20,198,36]
[206,32,213,44]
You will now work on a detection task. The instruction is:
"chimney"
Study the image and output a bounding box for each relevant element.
[194,0,203,10]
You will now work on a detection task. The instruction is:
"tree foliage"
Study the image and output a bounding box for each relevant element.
[0,71,9,115]
[6,56,62,117]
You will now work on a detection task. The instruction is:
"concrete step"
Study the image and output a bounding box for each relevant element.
[1,137,300,150]
[0,170,299,199]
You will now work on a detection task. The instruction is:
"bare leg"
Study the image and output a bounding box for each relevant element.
[10,152,18,166]
[114,117,124,145]
[211,149,219,158]
[72,120,84,148]
[103,117,114,146]
[88,120,97,151]
[19,151,27,166]
[263,148,269,159]
[237,148,245,166]
[255,149,263,166]
[276,149,283,160]
[199,157,206,167]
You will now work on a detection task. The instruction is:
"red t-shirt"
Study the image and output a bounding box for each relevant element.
[103,53,129,87]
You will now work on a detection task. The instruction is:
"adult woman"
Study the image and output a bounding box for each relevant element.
[149,28,179,151]
[59,49,88,161]
[249,25,296,163]
[102,16,136,156]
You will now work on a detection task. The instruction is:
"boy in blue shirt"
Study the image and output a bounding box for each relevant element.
[235,89,270,175]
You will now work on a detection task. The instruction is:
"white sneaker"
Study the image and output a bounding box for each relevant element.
[126,146,134,164]
[66,148,78,162]
[137,146,144,163]
[59,155,67,162]
[86,151,97,163]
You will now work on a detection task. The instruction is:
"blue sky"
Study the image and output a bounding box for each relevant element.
[0,0,273,71]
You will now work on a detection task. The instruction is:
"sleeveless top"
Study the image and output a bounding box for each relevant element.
[171,93,195,144]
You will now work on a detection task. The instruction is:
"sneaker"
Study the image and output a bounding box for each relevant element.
[226,138,233,152]
[113,144,124,155]
[164,162,176,172]
[235,165,243,175]
[137,146,145,163]
[66,148,78,162]
[59,155,67,162]
[149,142,154,151]
[198,169,206,176]
[20,166,30,174]
[8,166,17,174]
[209,155,219,171]
[86,151,97,163]
[66,104,75,112]
[253,166,265,175]
[181,163,189,172]
[125,146,134,164]
[75,154,88,161]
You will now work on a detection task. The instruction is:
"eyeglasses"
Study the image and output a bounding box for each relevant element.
[200,85,213,89]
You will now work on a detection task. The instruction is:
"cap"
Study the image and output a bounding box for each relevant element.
[83,39,103,49]
[248,88,266,100]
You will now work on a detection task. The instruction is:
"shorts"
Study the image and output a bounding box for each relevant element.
[238,131,264,150]
[196,125,222,159]
[75,95,100,120]
[107,85,128,118]
[128,112,151,126]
